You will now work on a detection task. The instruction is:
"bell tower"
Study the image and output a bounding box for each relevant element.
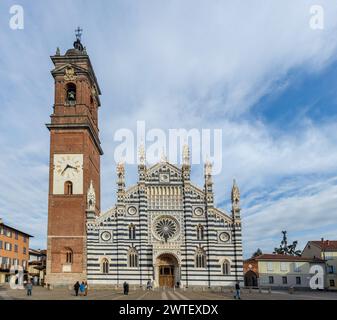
[46,29,103,286]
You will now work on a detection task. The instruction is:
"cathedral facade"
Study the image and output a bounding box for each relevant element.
[45,35,243,288]
[86,153,243,288]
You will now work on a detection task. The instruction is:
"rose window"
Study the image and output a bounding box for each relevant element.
[154,217,179,242]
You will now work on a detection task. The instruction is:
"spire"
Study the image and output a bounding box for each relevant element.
[231,179,241,220]
[182,144,191,181]
[204,160,214,207]
[182,144,190,166]
[87,180,96,211]
[204,159,213,180]
[117,161,125,182]
[138,143,147,182]
[231,179,240,204]
[86,180,96,220]
[138,143,146,166]
[116,161,126,206]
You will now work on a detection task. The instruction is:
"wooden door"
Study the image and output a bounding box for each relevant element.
[159,266,175,288]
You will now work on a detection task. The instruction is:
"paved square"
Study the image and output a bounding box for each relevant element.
[0,285,336,300]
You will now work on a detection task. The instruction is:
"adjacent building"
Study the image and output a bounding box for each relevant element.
[244,254,325,289]
[302,239,337,290]
[0,218,32,283]
[28,249,47,286]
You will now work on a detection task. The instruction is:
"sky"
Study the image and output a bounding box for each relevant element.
[0,0,337,258]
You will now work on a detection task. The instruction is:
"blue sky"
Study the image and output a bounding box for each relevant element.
[1,0,337,258]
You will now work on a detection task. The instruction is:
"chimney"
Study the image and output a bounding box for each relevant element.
[327,240,330,246]
[321,237,324,243]
[0,218,3,224]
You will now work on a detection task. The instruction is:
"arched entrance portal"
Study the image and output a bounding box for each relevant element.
[244,270,258,287]
[156,254,179,288]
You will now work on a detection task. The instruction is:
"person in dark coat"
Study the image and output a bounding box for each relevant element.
[123,281,128,295]
[74,281,80,296]
[234,281,241,300]
[146,280,152,290]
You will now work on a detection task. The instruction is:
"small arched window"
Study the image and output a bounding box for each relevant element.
[195,248,206,268]
[129,224,136,240]
[65,181,73,195]
[222,260,231,275]
[66,83,76,105]
[65,248,73,264]
[128,248,138,268]
[102,258,109,274]
[197,225,204,240]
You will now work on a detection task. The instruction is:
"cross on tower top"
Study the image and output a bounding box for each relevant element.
[75,27,83,41]
[73,27,84,52]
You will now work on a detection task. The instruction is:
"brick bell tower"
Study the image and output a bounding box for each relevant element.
[46,29,103,286]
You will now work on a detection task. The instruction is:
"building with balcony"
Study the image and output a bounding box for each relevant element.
[0,218,33,284]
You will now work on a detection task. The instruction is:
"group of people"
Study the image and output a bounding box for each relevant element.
[73,279,241,299]
[74,281,88,296]
[24,277,240,299]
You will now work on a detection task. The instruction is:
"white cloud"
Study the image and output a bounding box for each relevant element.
[0,0,337,254]
[243,177,337,257]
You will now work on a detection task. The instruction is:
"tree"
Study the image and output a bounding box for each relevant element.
[251,248,263,258]
[273,231,301,256]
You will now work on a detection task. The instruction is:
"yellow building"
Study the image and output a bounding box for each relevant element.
[245,254,325,289]
[302,240,337,290]
[0,218,32,284]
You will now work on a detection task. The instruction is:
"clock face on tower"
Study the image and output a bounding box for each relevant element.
[53,154,83,195]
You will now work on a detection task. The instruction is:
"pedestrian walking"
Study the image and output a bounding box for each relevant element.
[26,281,33,296]
[146,280,152,290]
[234,281,241,300]
[79,281,86,296]
[74,281,80,296]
